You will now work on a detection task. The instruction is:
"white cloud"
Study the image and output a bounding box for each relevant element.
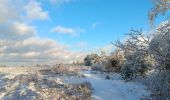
[12,22,36,35]
[52,26,75,34]
[49,0,74,5]
[24,1,49,20]
[0,0,85,65]
[22,51,40,58]
[0,37,86,64]
[0,22,36,40]
[0,0,21,24]
[51,26,84,36]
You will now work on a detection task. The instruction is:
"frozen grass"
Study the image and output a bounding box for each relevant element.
[0,66,91,100]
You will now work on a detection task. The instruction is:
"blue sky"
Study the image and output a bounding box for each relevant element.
[0,0,165,64]
[35,0,154,51]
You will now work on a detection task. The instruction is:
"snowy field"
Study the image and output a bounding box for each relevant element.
[0,66,150,100]
[83,71,150,100]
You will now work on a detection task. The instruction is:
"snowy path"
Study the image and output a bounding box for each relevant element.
[83,71,150,100]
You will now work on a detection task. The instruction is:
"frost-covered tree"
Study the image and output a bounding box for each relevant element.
[115,29,150,57]
[149,0,170,25]
[149,20,170,70]
[115,29,152,79]
[148,1,170,99]
[149,20,170,99]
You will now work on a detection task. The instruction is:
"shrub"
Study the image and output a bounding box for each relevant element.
[84,53,99,66]
[106,50,124,72]
[91,57,113,72]
[84,55,93,66]
[121,63,134,80]
[121,52,151,80]
[91,63,103,71]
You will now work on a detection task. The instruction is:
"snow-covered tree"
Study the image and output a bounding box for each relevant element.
[115,29,150,57]
[149,20,170,70]
[149,20,170,99]
[115,29,152,79]
[149,0,170,25]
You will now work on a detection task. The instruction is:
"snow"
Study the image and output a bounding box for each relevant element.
[83,70,150,100]
[57,70,150,100]
[0,67,150,100]
[53,70,150,100]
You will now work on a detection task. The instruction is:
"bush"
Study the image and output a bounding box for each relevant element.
[121,63,134,80]
[84,53,99,66]
[106,53,124,72]
[84,55,93,66]
[121,52,151,80]
[98,49,124,72]
[91,58,115,72]
[91,63,103,71]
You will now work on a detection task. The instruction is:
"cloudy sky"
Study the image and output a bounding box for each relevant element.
[0,0,154,65]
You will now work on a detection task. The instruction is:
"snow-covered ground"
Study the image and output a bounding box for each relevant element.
[61,70,150,100]
[83,71,150,100]
[0,66,150,100]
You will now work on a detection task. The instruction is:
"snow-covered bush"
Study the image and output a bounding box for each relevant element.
[121,51,152,80]
[106,50,124,72]
[105,58,120,72]
[88,50,124,72]
[84,53,99,66]
[147,71,170,100]
[84,55,92,66]
[91,58,110,71]
[84,52,109,71]
[91,63,103,71]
